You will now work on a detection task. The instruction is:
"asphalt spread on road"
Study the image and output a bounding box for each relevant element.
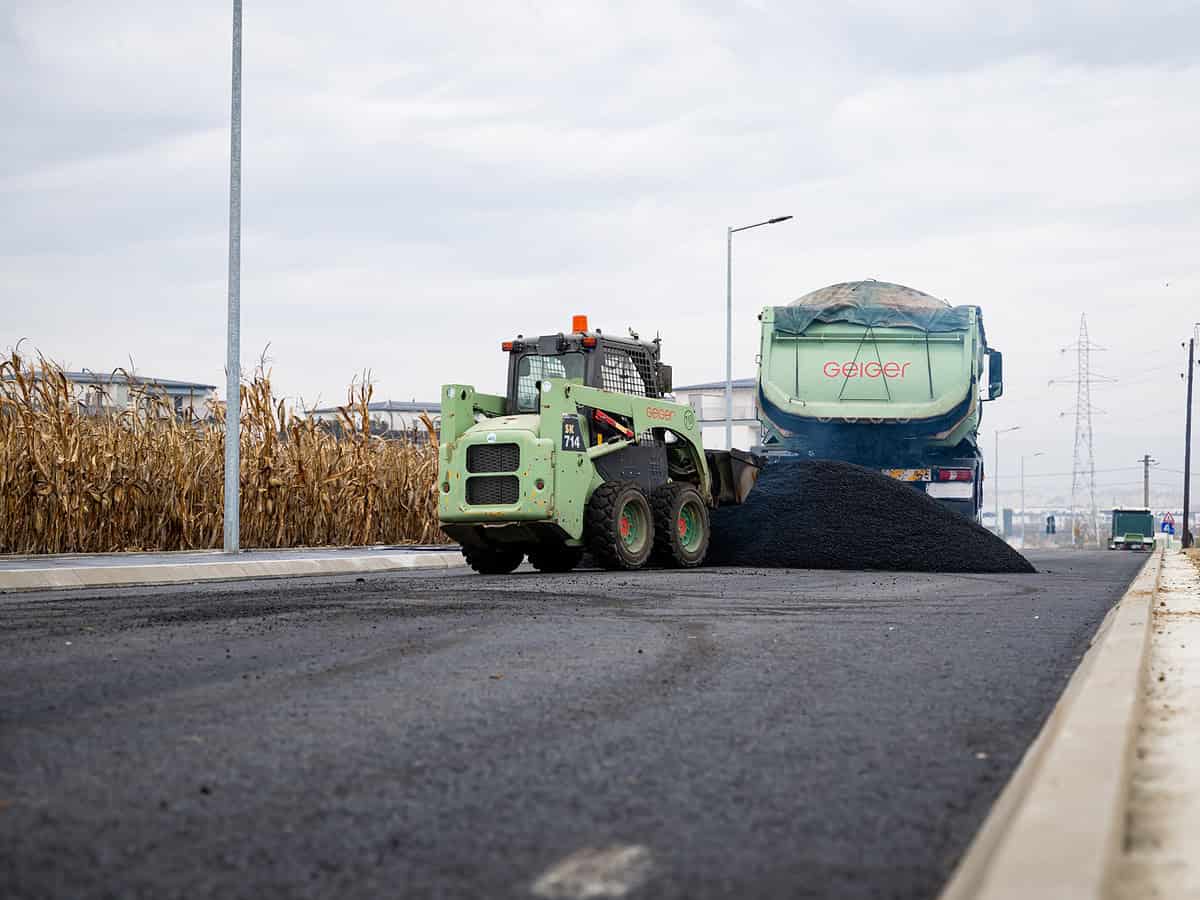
[0,549,1144,899]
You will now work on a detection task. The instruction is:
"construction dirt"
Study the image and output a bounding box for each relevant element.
[706,459,1036,573]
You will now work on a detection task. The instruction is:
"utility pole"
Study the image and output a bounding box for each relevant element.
[1020,456,1025,547]
[1139,453,1157,508]
[1184,338,1195,548]
[223,0,242,553]
[995,426,1020,533]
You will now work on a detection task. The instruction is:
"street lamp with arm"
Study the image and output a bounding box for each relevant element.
[725,215,792,449]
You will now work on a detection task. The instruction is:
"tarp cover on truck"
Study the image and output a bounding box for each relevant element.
[773,281,973,335]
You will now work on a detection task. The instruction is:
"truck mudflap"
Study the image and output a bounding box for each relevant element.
[705,448,764,505]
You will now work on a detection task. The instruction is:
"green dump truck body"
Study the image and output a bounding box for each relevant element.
[757,281,1003,519]
[1109,508,1155,550]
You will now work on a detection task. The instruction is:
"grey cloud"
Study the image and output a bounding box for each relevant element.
[736,2,1200,72]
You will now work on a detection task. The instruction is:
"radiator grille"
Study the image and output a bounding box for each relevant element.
[467,442,520,473]
[466,475,520,505]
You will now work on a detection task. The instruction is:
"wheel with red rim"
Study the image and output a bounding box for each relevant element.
[585,481,655,570]
[651,483,710,568]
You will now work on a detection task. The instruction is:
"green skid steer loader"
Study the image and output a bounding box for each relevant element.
[437,316,760,574]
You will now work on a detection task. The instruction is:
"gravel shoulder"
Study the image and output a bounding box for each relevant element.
[0,550,1144,900]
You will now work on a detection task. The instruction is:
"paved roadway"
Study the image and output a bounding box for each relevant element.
[0,550,1145,900]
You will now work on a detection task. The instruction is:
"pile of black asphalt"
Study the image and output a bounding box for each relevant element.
[707,458,1036,573]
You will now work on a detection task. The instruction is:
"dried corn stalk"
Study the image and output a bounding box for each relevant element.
[0,351,445,553]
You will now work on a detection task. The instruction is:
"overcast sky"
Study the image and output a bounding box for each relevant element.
[5,1,1199,509]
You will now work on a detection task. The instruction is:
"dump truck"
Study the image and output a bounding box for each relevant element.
[438,317,760,574]
[1109,508,1155,551]
[756,281,1004,520]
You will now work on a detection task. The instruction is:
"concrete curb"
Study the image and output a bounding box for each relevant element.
[939,549,1161,900]
[0,552,466,593]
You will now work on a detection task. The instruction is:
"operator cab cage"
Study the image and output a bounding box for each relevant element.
[500,319,673,414]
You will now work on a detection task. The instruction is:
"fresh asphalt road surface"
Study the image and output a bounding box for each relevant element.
[0,550,1145,900]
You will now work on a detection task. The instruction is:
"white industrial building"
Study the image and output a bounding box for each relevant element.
[307,399,442,440]
[671,377,759,451]
[60,371,216,419]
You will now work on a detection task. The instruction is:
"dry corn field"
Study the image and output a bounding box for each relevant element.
[0,351,445,554]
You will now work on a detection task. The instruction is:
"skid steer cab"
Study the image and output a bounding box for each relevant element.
[437,316,761,574]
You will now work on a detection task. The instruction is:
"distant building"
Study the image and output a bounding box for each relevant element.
[307,399,442,442]
[671,377,759,451]
[62,371,216,419]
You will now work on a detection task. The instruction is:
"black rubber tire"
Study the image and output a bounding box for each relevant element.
[462,546,524,575]
[651,483,710,568]
[527,545,584,573]
[585,481,655,570]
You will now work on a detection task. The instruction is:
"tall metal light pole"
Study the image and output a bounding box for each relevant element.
[1020,450,1044,548]
[994,426,1020,533]
[726,215,792,449]
[223,0,242,553]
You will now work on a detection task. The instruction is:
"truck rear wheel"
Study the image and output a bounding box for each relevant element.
[651,483,710,568]
[527,545,584,573]
[462,546,524,575]
[586,481,655,570]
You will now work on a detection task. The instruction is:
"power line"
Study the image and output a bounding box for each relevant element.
[1012,466,1198,479]
[996,480,1174,492]
[1104,364,1179,388]
[1017,466,1143,478]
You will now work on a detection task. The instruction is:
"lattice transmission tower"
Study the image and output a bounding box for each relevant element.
[1050,314,1113,546]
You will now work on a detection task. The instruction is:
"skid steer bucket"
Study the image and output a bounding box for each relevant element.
[706,448,764,505]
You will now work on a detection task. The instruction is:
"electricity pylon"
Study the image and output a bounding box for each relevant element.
[1049,314,1114,546]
